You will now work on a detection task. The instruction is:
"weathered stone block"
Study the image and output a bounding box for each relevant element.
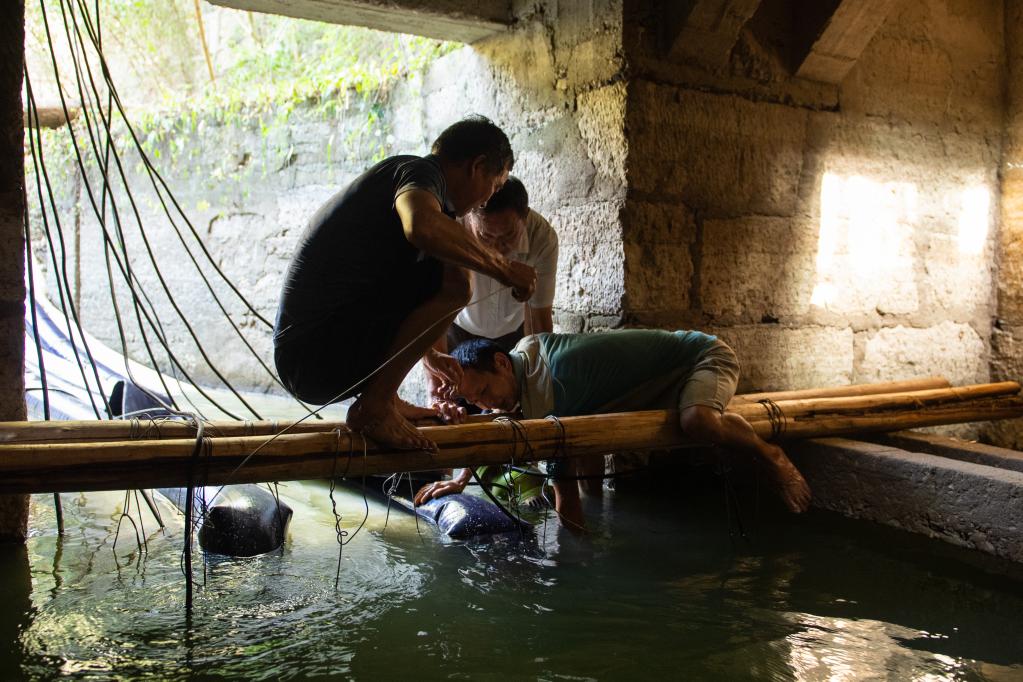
[700,216,817,323]
[621,200,695,315]
[855,322,988,387]
[556,238,625,316]
[711,325,854,392]
[576,82,627,192]
[552,200,625,316]
[801,113,998,328]
[628,81,808,217]
[623,240,692,314]
[840,0,1003,131]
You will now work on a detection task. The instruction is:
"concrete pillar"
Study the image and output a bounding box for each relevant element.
[0,0,29,542]
[992,0,1023,449]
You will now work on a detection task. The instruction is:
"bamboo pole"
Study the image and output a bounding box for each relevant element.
[730,376,951,404]
[0,377,970,444]
[0,395,1020,495]
[727,381,1020,421]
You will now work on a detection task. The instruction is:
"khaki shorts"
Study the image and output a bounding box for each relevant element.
[677,339,740,413]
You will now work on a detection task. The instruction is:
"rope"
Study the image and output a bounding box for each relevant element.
[757,398,787,442]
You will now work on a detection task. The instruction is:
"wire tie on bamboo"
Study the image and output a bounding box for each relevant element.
[757,398,787,441]
[545,415,567,462]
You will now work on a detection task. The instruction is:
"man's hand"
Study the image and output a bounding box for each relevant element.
[502,260,537,302]
[423,349,462,401]
[414,479,466,505]
[432,400,467,424]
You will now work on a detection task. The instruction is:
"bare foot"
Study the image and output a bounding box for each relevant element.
[348,396,437,452]
[762,444,812,513]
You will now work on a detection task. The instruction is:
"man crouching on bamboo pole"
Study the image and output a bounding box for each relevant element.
[415,329,811,529]
[273,116,536,451]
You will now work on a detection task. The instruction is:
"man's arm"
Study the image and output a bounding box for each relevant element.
[395,190,536,300]
[523,305,553,336]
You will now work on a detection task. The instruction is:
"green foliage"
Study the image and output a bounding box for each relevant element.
[24,0,458,175]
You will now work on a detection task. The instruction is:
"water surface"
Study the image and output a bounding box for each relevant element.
[2,479,1022,680]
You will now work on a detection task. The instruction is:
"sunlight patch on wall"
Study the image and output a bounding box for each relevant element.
[811,172,919,314]
[957,186,990,256]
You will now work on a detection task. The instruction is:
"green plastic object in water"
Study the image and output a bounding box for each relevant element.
[474,464,547,507]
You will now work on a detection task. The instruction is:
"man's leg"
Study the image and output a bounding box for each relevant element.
[551,459,586,532]
[347,265,470,450]
[576,455,605,496]
[679,406,811,513]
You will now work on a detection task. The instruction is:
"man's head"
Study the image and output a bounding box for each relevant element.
[432,116,514,217]
[450,338,520,411]
[464,176,529,256]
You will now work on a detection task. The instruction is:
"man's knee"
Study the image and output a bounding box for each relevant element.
[679,406,725,444]
[440,266,471,306]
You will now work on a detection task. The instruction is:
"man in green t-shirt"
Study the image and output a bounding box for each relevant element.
[416,329,811,530]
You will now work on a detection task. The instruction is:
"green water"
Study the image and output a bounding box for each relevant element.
[2,480,1023,680]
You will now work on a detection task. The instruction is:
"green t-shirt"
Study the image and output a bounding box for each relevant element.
[536,329,718,416]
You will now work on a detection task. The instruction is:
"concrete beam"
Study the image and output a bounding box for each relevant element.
[207,0,513,44]
[868,431,1023,475]
[0,0,28,542]
[789,438,1023,564]
[664,0,762,70]
[794,0,898,84]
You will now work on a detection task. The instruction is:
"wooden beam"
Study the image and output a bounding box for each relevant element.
[795,0,898,84]
[665,0,763,70]
[0,394,1021,495]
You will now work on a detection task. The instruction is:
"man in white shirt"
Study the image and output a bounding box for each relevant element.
[422,177,558,418]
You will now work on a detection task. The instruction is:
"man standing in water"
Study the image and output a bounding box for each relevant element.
[273,116,536,451]
[416,330,812,528]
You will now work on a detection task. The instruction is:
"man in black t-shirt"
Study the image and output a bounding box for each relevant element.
[274,116,535,451]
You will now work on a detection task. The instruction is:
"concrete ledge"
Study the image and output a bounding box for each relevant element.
[866,431,1023,475]
[209,0,512,44]
[788,438,1023,563]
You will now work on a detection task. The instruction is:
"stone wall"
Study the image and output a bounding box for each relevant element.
[621,0,1006,442]
[993,0,1023,449]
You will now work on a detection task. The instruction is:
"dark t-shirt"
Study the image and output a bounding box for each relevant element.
[273,154,452,346]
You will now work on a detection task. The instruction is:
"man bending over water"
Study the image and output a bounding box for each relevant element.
[273,116,536,451]
[416,329,811,529]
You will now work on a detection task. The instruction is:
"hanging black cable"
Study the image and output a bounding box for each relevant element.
[67,0,290,406]
[33,3,246,420]
[73,0,275,332]
[53,0,262,420]
[23,71,106,419]
[22,168,64,532]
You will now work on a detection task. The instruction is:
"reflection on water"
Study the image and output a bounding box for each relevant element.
[2,481,1022,679]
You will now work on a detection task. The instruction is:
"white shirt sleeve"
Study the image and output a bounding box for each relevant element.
[526,210,559,308]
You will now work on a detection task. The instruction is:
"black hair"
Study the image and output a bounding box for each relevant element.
[431,115,514,175]
[482,176,528,218]
[450,338,505,373]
